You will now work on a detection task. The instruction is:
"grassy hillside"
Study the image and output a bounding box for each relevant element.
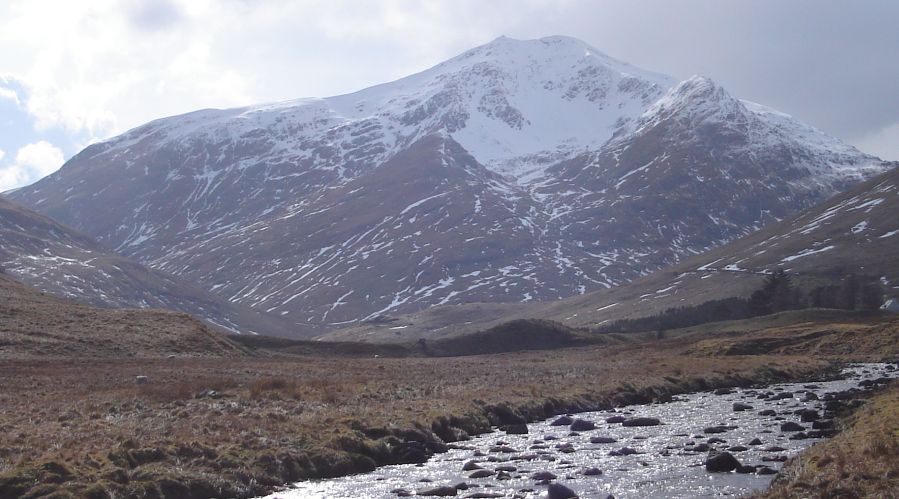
[0,274,247,358]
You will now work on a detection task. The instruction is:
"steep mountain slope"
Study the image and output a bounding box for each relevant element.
[0,273,247,358]
[326,164,898,341]
[535,162,899,329]
[0,196,303,337]
[10,36,891,331]
[517,75,887,288]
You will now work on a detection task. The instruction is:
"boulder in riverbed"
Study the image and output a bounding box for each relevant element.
[798,409,819,422]
[812,419,834,430]
[550,416,574,426]
[622,417,661,427]
[780,422,805,432]
[705,451,742,472]
[504,424,528,435]
[417,485,458,496]
[547,483,579,499]
[569,419,595,431]
[468,469,494,479]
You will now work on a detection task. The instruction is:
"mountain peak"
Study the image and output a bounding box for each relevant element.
[635,74,748,131]
[659,75,734,107]
[449,35,673,86]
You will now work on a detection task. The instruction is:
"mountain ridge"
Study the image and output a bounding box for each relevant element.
[8,35,891,334]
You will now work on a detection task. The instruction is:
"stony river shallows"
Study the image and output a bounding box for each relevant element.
[261,364,897,499]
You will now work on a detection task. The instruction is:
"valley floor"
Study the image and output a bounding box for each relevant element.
[0,316,896,499]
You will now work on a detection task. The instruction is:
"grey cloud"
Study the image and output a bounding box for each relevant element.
[127,0,184,32]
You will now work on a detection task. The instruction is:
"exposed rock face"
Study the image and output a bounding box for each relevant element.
[9,36,890,334]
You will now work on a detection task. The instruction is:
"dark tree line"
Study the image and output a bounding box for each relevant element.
[806,273,884,311]
[594,269,885,335]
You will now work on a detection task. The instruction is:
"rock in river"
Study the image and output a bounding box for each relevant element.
[504,424,528,435]
[622,417,661,427]
[531,471,557,481]
[550,416,574,426]
[569,419,596,431]
[468,469,494,479]
[547,483,579,499]
[705,451,742,472]
[417,485,458,496]
[780,422,805,432]
[462,461,482,471]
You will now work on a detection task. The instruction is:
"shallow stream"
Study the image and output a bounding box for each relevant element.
[261,363,897,499]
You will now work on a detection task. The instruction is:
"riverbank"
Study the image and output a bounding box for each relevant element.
[758,382,899,498]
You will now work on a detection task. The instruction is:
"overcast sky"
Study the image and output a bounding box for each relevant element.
[1,0,897,190]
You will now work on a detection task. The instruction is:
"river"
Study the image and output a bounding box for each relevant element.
[260,363,896,498]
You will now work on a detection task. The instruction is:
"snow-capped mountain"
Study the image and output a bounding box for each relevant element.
[0,196,302,337]
[9,36,891,332]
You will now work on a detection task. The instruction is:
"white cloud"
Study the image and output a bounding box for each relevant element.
[851,122,899,162]
[0,85,20,104]
[0,0,550,142]
[0,140,65,191]
[15,140,64,176]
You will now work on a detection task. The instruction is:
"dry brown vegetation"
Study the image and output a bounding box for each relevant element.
[682,312,899,359]
[0,276,248,359]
